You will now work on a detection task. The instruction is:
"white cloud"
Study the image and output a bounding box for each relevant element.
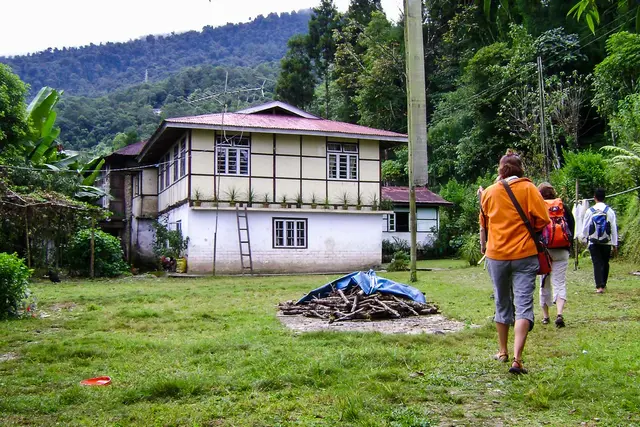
[0,0,403,57]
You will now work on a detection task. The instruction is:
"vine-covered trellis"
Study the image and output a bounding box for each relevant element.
[0,182,107,271]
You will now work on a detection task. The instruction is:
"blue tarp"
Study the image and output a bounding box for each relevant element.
[296,270,426,304]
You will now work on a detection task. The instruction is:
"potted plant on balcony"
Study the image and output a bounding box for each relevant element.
[246,188,255,207]
[311,193,318,209]
[295,191,303,208]
[280,194,288,208]
[341,192,350,210]
[262,192,270,208]
[193,189,202,207]
[323,195,330,210]
[356,192,363,210]
[370,193,379,211]
[226,187,238,208]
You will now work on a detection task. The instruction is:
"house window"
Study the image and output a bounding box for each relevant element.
[180,138,186,177]
[133,173,140,196]
[273,218,307,248]
[395,212,409,232]
[164,154,170,187]
[327,142,358,180]
[216,135,249,175]
[382,213,396,232]
[173,145,179,181]
[159,163,164,191]
[175,220,182,234]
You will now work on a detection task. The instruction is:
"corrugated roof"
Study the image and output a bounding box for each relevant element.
[236,101,320,119]
[112,140,147,156]
[165,113,407,140]
[382,186,453,206]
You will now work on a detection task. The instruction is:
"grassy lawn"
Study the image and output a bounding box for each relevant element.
[1,260,639,426]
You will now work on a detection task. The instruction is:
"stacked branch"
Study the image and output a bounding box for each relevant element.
[278,286,438,323]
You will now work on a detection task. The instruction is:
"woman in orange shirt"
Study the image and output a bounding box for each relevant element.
[479,151,550,374]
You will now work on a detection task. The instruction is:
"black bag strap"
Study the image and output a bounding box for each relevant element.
[500,179,540,249]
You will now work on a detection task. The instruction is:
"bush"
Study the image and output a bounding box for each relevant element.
[387,251,409,272]
[67,229,128,277]
[152,219,189,259]
[0,252,32,319]
[459,233,482,266]
[620,195,640,264]
[382,237,410,263]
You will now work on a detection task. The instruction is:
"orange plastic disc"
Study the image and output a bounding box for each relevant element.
[80,376,111,386]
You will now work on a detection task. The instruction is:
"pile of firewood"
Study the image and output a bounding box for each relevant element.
[278,286,439,323]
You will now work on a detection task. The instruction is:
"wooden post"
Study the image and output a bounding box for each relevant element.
[25,207,31,268]
[537,56,549,180]
[90,217,95,279]
[404,0,429,283]
[574,179,579,271]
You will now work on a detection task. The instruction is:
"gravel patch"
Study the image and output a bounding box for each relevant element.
[278,313,473,335]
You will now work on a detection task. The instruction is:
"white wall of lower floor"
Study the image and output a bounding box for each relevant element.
[182,208,382,274]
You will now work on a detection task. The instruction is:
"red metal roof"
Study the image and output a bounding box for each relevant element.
[112,140,147,156]
[382,186,453,206]
[165,113,407,140]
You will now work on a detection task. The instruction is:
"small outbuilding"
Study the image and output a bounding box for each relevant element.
[381,186,453,247]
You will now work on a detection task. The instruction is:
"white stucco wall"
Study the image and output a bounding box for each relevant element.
[182,208,382,274]
[382,207,440,247]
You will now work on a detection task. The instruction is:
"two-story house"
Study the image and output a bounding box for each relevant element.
[132,101,407,274]
[98,140,158,267]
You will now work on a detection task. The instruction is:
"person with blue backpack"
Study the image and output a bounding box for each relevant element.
[581,188,618,293]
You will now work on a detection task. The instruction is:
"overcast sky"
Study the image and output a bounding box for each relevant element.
[0,0,404,57]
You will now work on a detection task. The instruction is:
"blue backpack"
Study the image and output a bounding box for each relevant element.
[588,206,612,244]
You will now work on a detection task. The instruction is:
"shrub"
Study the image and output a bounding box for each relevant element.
[382,237,410,263]
[0,252,32,319]
[387,251,409,272]
[152,219,189,259]
[459,233,481,266]
[620,195,640,264]
[67,229,128,277]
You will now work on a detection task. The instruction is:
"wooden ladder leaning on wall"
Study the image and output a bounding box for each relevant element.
[235,206,254,275]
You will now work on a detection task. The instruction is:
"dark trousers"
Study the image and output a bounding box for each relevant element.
[589,244,612,289]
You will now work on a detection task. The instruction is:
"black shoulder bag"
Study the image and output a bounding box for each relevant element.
[500,179,552,275]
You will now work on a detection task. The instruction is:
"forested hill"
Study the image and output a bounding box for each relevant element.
[57,63,278,151]
[0,11,309,96]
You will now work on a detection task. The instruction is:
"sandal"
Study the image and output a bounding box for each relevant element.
[509,359,528,375]
[541,317,550,325]
[493,352,509,363]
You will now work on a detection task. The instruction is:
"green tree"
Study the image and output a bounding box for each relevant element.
[275,35,316,109]
[593,31,640,120]
[0,64,29,152]
[354,12,406,132]
[308,0,341,117]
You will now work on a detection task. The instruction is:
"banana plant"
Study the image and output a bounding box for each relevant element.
[22,87,108,201]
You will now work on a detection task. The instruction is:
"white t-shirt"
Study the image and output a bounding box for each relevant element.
[581,202,618,246]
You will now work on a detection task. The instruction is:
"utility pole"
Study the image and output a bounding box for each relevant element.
[537,56,549,180]
[404,0,429,282]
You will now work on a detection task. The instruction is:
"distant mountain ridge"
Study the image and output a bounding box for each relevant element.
[1,10,310,97]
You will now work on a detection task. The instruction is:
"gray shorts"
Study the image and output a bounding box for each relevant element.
[486,255,538,326]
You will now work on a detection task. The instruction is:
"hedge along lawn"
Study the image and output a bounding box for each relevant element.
[1,261,639,426]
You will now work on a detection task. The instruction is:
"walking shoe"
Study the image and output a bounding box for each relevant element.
[509,359,528,375]
[596,288,604,294]
[555,314,565,328]
[493,352,509,363]
[541,317,550,325]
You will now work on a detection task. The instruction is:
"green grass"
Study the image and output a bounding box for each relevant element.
[1,260,639,426]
